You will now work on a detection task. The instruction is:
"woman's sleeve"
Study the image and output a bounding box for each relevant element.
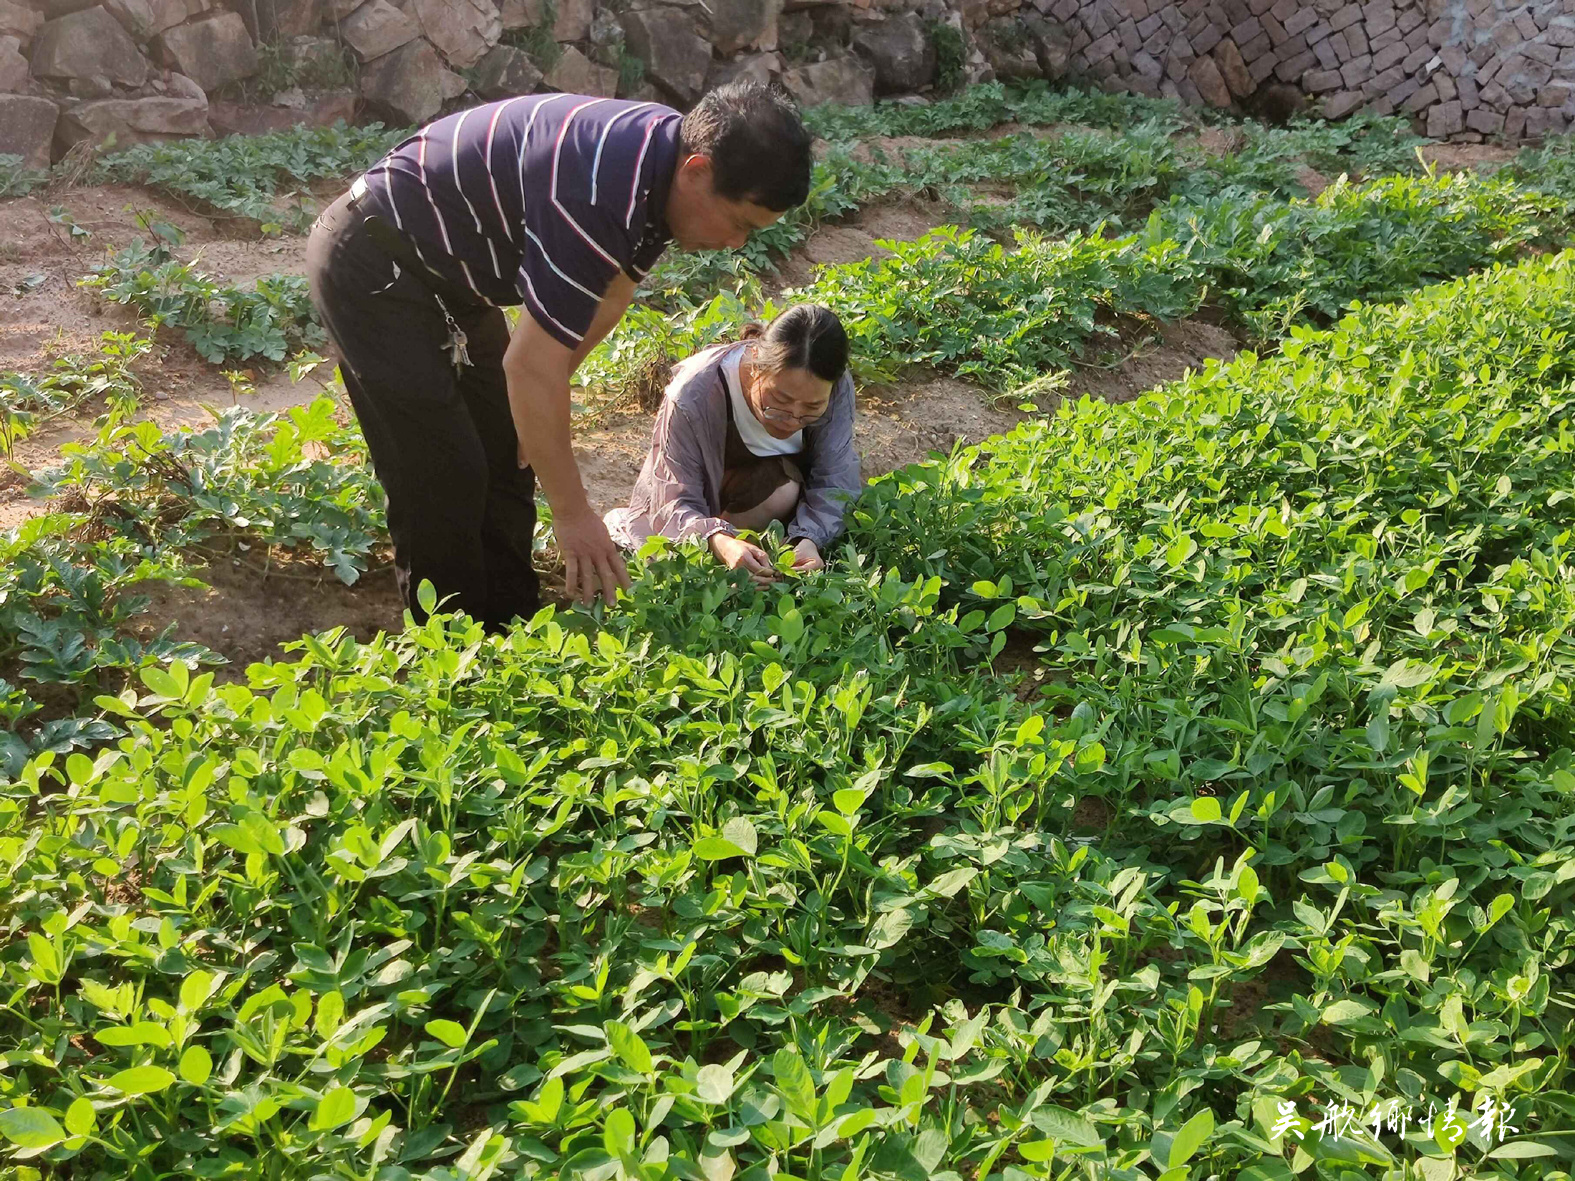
[646,399,735,546]
[788,371,861,549]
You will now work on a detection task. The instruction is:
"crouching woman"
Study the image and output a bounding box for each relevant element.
[605,304,859,582]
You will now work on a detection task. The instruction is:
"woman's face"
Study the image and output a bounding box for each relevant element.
[745,349,833,439]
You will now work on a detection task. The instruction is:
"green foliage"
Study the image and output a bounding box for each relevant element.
[801,78,1188,142]
[83,236,325,365]
[34,394,387,586]
[0,153,47,199]
[0,332,146,458]
[611,169,1554,398]
[250,35,357,96]
[2,257,1572,1178]
[928,18,966,94]
[92,121,405,233]
[502,0,562,71]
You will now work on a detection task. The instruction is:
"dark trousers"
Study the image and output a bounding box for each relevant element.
[306,190,538,630]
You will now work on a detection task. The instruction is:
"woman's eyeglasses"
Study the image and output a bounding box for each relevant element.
[759,396,827,429]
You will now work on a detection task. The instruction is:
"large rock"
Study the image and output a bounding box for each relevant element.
[1214,36,1255,97]
[498,0,590,40]
[0,95,59,168]
[341,0,419,61]
[56,94,208,151]
[1019,11,1070,78]
[102,0,156,40]
[710,0,780,54]
[852,12,934,92]
[472,43,543,98]
[978,16,1040,80]
[208,89,355,134]
[706,49,782,90]
[0,34,26,91]
[545,44,617,96]
[240,0,323,41]
[0,2,44,47]
[399,0,500,68]
[147,0,214,35]
[620,8,711,103]
[30,7,149,89]
[153,12,257,92]
[1188,53,1232,106]
[360,35,446,123]
[781,54,873,106]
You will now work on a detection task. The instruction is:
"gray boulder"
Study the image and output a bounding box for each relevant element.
[1019,12,1069,78]
[0,34,26,92]
[153,11,257,92]
[341,0,420,62]
[30,7,150,89]
[498,0,590,40]
[102,0,157,40]
[706,49,782,90]
[781,54,873,107]
[472,43,543,98]
[147,0,214,36]
[545,44,618,96]
[360,35,446,123]
[978,17,1040,80]
[0,94,59,167]
[852,12,933,93]
[710,0,781,54]
[620,8,712,103]
[0,2,44,47]
[240,0,324,41]
[400,0,500,68]
[56,94,208,150]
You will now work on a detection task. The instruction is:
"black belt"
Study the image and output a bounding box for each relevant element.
[346,176,479,309]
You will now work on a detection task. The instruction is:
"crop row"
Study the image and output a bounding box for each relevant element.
[585,167,1560,397]
[1,252,1570,1178]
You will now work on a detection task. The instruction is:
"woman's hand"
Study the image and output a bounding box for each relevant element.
[711,532,778,585]
[791,538,823,573]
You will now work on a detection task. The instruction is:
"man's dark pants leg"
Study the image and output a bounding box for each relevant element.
[306,192,538,630]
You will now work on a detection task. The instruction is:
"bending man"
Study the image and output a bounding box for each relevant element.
[307,82,813,622]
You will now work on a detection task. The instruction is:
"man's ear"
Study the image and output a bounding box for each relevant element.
[676,152,715,190]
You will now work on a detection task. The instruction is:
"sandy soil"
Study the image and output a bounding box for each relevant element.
[1,174,1240,674]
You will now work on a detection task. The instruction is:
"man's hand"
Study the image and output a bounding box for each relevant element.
[557,507,631,607]
[791,538,824,572]
[711,532,778,585]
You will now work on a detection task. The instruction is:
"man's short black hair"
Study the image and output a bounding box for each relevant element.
[679,79,813,212]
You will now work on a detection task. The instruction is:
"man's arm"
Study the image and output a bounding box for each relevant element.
[504,306,631,608]
[569,273,637,375]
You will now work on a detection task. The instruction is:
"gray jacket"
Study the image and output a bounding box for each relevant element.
[605,341,861,551]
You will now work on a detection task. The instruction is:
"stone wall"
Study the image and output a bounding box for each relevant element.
[0,0,1569,172]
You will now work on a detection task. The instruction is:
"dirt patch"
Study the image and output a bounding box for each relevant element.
[1295,165,1330,197]
[856,373,1026,477]
[772,196,953,288]
[1187,126,1247,158]
[1417,142,1519,173]
[1066,318,1238,405]
[134,556,406,679]
[991,627,1055,701]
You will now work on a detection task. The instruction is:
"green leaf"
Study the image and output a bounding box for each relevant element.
[105,1066,175,1095]
[424,1019,469,1049]
[311,1086,357,1132]
[63,1097,96,1138]
[1189,796,1222,823]
[696,1063,736,1105]
[606,1021,653,1074]
[0,1107,65,1149]
[1029,1106,1102,1149]
[178,1045,213,1087]
[1168,1107,1214,1169]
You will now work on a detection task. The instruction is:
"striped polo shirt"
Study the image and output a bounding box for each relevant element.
[361,94,683,348]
